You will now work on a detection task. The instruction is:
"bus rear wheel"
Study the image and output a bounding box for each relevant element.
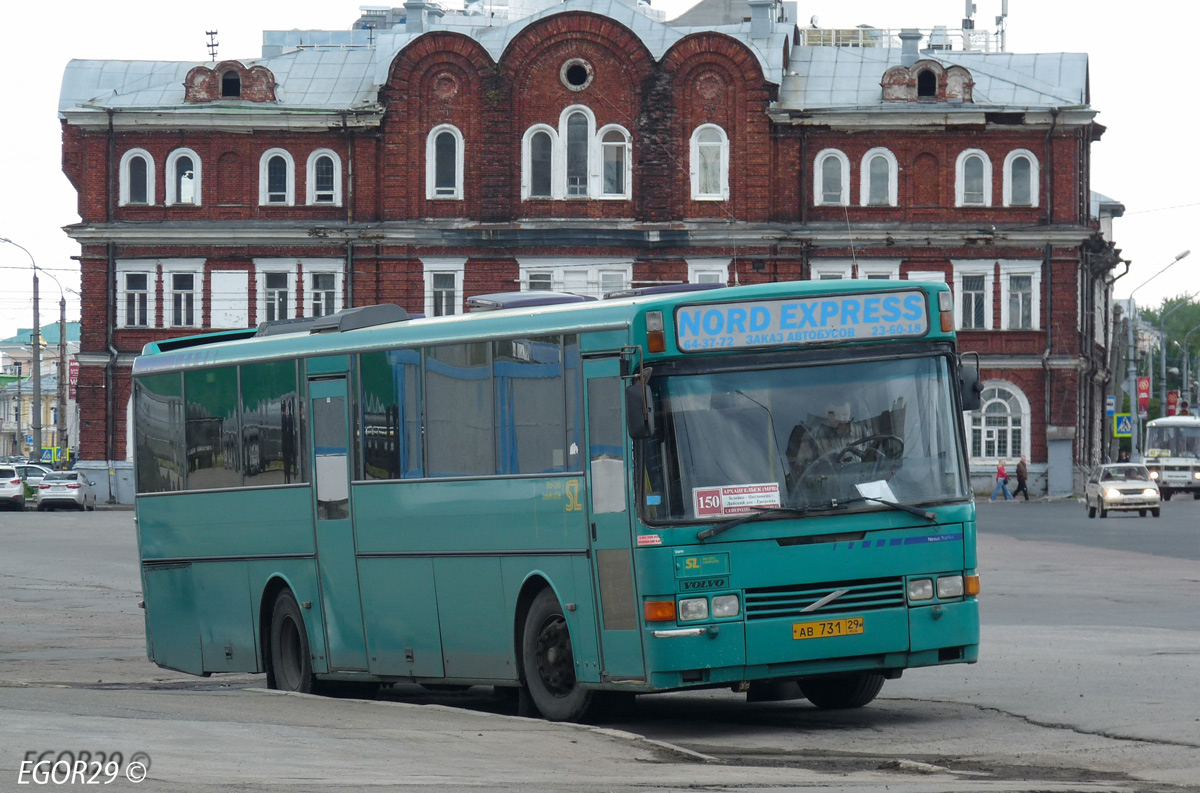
[799,672,885,709]
[521,589,593,722]
[268,589,315,694]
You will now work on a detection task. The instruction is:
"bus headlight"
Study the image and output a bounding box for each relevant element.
[1149,471,1159,480]
[678,598,709,622]
[1193,472,1200,480]
[908,579,934,602]
[936,576,964,598]
[712,595,740,618]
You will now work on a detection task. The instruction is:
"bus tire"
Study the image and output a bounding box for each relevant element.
[268,589,315,694]
[799,672,885,709]
[521,588,592,722]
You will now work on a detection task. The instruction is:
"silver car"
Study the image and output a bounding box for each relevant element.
[35,471,98,511]
[0,466,25,510]
[15,463,52,491]
[1084,463,1161,518]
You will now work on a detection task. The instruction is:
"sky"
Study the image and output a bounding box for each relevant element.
[2,0,1198,341]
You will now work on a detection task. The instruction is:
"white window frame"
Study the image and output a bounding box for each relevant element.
[119,148,156,206]
[814,148,850,206]
[964,381,1031,465]
[521,124,561,200]
[952,260,995,330]
[859,147,898,207]
[516,258,632,299]
[597,123,632,200]
[305,149,343,206]
[254,259,299,325]
[165,148,202,206]
[422,257,467,317]
[298,259,344,318]
[811,260,853,280]
[955,148,993,207]
[1002,149,1040,208]
[904,269,947,284]
[690,124,730,201]
[854,259,902,280]
[558,105,597,199]
[161,260,205,329]
[687,257,730,285]
[115,261,157,329]
[258,148,296,207]
[426,125,464,201]
[998,259,1042,331]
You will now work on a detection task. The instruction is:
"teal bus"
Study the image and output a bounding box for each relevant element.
[132,279,982,721]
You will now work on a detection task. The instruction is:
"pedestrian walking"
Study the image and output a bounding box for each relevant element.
[1012,455,1030,501]
[990,459,1014,501]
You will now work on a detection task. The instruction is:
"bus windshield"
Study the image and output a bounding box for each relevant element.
[1145,425,1200,458]
[642,354,969,522]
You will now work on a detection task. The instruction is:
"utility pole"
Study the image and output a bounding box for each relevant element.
[31,268,42,460]
[15,362,22,456]
[58,293,67,465]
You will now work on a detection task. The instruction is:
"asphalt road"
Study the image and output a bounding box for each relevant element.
[1,500,1198,791]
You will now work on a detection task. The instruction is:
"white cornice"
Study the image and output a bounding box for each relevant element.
[61,108,384,131]
[768,108,1096,129]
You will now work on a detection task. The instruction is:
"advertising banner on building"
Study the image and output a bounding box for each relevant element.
[1166,390,1179,416]
[68,359,79,400]
[1137,376,1151,417]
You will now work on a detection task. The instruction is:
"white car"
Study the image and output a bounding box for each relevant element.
[1084,464,1160,518]
[0,465,25,510]
[15,463,52,490]
[35,471,98,511]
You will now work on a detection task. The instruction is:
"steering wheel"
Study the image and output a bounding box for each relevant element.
[788,434,904,503]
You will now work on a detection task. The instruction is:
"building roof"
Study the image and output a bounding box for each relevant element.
[1,322,81,346]
[780,46,1088,111]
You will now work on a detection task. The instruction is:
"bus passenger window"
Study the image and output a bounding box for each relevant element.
[241,359,303,485]
[495,336,565,475]
[185,366,241,490]
[426,343,495,477]
[360,350,423,479]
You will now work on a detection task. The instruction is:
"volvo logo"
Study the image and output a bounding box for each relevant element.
[681,578,727,591]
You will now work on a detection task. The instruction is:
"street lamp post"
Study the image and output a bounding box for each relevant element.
[1126,250,1191,461]
[1183,322,1200,411]
[1157,294,1199,412]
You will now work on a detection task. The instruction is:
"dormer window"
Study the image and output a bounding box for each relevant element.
[221,71,241,99]
[917,70,936,97]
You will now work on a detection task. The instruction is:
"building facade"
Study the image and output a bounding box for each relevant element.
[58,0,1121,493]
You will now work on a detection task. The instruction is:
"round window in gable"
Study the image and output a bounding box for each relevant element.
[560,59,594,92]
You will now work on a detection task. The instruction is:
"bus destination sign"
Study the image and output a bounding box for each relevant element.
[676,290,928,352]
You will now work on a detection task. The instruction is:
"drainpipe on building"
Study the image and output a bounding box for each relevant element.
[106,242,118,504]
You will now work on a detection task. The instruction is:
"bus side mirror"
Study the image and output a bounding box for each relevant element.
[960,366,983,411]
[625,383,657,439]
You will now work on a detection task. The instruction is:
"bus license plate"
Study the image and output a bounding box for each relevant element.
[793,617,864,640]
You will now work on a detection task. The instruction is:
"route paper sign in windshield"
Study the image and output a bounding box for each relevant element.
[676,290,928,352]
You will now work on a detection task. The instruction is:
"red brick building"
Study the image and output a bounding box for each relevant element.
[58,0,1122,495]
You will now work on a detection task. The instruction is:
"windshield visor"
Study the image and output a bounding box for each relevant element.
[642,355,969,522]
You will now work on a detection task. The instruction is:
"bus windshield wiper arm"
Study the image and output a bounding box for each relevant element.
[697,507,820,542]
[842,495,938,522]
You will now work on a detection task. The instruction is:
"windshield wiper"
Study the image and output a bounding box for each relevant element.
[696,496,938,542]
[697,507,815,542]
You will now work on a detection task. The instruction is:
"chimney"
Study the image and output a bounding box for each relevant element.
[899,28,922,68]
[404,1,444,34]
[747,0,775,39]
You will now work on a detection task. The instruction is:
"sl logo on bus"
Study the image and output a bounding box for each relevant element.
[565,479,583,512]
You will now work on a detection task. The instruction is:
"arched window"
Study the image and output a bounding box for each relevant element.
[565,112,589,197]
[967,383,1029,462]
[221,71,241,99]
[1003,149,1039,208]
[165,148,202,206]
[860,147,898,207]
[306,149,342,205]
[917,69,937,98]
[690,124,729,201]
[599,125,631,199]
[258,148,295,206]
[119,148,155,206]
[955,149,992,207]
[426,125,463,200]
[813,149,849,206]
[529,130,553,198]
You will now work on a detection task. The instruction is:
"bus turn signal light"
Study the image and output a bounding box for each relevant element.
[965,575,980,596]
[644,600,677,622]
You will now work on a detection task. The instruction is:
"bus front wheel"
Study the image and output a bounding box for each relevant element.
[268,589,315,694]
[799,672,885,709]
[521,589,593,722]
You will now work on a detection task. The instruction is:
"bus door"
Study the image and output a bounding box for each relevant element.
[583,358,645,681]
[308,376,368,671]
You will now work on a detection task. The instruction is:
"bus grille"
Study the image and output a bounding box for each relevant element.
[743,577,906,621]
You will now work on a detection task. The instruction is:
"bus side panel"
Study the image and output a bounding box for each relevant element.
[246,559,328,674]
[137,488,316,561]
[358,557,444,678]
[142,563,203,675]
[434,557,511,679]
[192,561,258,673]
